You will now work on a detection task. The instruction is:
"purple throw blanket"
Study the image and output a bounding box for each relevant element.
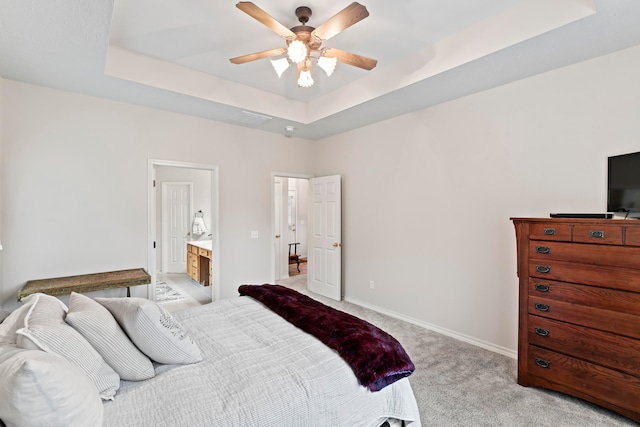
[238,284,415,392]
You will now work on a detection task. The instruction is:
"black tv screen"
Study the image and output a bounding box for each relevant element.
[608,151,640,213]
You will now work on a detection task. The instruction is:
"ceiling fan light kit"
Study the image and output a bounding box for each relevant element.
[230,2,377,88]
[287,40,308,63]
[317,55,337,76]
[297,69,314,87]
[270,57,291,78]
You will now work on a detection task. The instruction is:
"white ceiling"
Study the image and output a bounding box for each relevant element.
[1,0,640,140]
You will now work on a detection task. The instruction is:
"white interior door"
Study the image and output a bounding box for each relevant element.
[162,182,192,273]
[309,175,342,300]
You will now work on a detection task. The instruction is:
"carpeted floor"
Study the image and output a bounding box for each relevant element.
[276,275,636,427]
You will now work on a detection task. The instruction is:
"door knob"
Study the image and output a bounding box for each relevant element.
[333,242,342,247]
[275,234,281,238]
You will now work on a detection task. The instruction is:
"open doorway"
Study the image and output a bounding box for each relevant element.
[148,160,219,310]
[272,173,312,292]
[273,174,343,300]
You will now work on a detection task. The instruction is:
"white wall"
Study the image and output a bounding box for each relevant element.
[0,80,315,310]
[2,44,640,354]
[311,44,640,354]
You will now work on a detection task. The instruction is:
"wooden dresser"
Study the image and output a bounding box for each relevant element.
[511,218,640,422]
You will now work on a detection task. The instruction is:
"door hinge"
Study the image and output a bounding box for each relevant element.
[153,180,156,187]
[153,241,156,249]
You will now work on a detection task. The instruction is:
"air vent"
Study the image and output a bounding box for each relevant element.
[229,111,273,127]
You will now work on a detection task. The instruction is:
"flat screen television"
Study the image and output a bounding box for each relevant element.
[608,151,640,214]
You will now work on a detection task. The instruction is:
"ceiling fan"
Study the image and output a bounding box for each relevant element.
[229,2,377,88]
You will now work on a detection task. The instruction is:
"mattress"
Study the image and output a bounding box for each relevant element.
[102,296,421,426]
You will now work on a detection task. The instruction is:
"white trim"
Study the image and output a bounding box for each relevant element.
[344,296,518,360]
[148,159,220,302]
[272,171,314,180]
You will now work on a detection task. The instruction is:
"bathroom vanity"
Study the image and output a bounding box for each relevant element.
[187,241,212,287]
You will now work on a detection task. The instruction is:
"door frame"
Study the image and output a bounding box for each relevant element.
[271,172,314,284]
[148,159,220,301]
[161,182,193,274]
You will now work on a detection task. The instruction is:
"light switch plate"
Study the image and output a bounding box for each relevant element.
[251,231,259,239]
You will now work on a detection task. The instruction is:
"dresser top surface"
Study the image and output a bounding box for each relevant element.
[511,217,640,225]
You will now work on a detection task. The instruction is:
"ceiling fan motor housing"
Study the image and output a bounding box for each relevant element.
[295,6,312,24]
[290,6,321,49]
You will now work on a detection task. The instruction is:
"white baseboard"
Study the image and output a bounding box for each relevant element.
[344,296,517,360]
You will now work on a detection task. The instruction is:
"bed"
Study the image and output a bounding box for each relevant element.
[0,285,421,427]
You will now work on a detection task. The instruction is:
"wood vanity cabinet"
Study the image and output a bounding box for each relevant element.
[186,243,212,286]
[512,218,640,423]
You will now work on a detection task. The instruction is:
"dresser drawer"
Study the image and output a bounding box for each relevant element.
[528,346,640,414]
[528,259,640,293]
[529,241,640,268]
[528,279,640,316]
[572,224,623,245]
[627,227,640,246]
[528,315,640,377]
[529,223,571,241]
[529,295,640,339]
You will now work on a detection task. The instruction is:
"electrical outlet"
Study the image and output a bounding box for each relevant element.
[369,280,375,289]
[251,230,259,239]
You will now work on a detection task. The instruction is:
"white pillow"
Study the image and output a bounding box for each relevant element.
[0,345,104,427]
[96,297,202,365]
[0,299,38,345]
[15,293,120,400]
[65,292,155,381]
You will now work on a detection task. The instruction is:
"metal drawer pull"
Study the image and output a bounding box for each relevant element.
[543,228,555,235]
[589,230,605,239]
[534,303,550,312]
[534,283,550,292]
[534,328,550,337]
[535,358,551,369]
[535,246,551,254]
[535,265,551,274]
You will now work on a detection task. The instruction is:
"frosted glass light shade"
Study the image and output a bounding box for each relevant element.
[270,58,290,77]
[297,70,314,87]
[317,56,337,76]
[287,40,308,63]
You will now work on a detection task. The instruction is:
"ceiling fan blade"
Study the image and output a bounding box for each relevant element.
[311,2,369,41]
[230,48,287,64]
[323,48,377,70]
[236,2,296,38]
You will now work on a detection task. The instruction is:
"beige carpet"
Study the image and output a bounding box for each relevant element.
[276,275,635,427]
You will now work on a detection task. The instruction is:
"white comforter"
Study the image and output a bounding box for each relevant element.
[102,296,421,427]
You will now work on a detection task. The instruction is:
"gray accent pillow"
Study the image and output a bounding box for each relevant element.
[65,292,155,381]
[15,293,120,400]
[96,297,202,365]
